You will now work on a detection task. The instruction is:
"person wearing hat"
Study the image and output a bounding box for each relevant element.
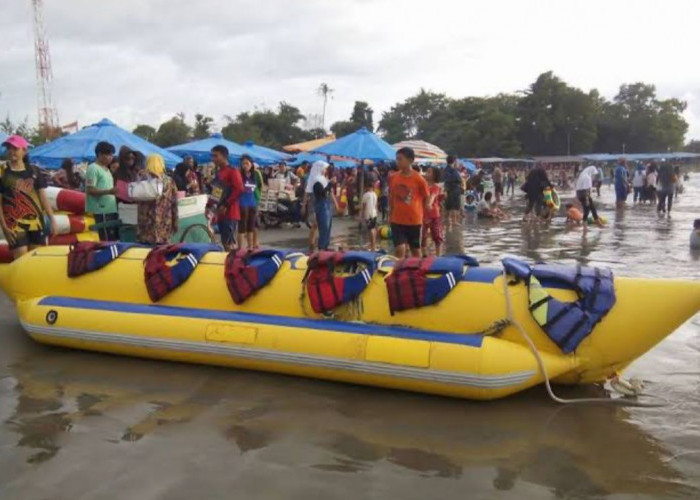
[0,135,57,258]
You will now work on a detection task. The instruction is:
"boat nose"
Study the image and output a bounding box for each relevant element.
[580,277,700,380]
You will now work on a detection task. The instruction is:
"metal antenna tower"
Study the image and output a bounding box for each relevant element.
[31,0,59,135]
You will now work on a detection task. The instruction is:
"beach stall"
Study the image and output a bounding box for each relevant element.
[169,135,292,231]
[29,118,183,169]
[28,119,214,244]
[313,127,396,214]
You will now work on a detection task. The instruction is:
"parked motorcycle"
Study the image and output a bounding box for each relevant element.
[260,194,302,228]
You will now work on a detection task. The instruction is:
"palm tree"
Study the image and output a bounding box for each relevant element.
[317,83,334,131]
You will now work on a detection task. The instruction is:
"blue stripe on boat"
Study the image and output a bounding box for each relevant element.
[38,296,484,348]
[461,267,500,283]
[461,266,574,290]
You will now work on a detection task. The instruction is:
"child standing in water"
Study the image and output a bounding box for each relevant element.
[421,167,444,257]
[361,182,378,251]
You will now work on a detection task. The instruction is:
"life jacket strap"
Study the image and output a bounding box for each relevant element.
[528,295,551,312]
[558,313,589,350]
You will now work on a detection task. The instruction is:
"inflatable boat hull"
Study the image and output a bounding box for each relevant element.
[1,247,699,400]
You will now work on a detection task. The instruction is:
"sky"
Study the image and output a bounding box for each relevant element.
[2,0,699,144]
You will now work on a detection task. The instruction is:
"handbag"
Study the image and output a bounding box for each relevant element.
[115,179,130,201]
[128,178,164,201]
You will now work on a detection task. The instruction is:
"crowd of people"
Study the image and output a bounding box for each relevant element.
[0,132,696,261]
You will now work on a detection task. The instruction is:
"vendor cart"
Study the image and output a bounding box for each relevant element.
[94,194,214,243]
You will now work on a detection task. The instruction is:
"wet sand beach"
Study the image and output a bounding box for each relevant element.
[0,177,699,499]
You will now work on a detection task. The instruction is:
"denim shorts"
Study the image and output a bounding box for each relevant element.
[218,219,238,247]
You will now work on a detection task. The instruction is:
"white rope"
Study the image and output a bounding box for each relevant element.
[500,270,666,407]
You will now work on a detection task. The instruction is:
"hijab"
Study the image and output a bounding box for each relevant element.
[305,160,329,194]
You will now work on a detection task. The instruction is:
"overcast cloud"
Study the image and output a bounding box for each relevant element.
[2,0,699,142]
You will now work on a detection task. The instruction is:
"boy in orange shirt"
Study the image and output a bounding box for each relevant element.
[389,147,431,258]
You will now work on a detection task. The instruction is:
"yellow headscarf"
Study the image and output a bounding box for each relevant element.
[146,154,165,178]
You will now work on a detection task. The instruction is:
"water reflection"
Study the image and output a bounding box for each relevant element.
[3,345,695,497]
[0,175,699,498]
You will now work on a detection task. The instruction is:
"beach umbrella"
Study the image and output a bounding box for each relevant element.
[287,152,357,169]
[392,139,447,161]
[283,134,336,153]
[167,133,249,164]
[29,118,183,169]
[241,140,291,163]
[313,127,396,162]
[459,159,477,174]
[0,132,7,156]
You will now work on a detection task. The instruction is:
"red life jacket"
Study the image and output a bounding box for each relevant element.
[304,251,376,314]
[386,257,434,314]
[0,243,12,264]
[144,243,219,302]
[385,256,472,314]
[67,242,135,277]
[306,251,344,314]
[224,248,286,304]
[225,249,259,304]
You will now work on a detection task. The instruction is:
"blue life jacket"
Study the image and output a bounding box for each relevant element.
[68,242,142,277]
[225,248,294,304]
[502,257,616,353]
[386,255,478,314]
[144,243,221,302]
[305,251,378,314]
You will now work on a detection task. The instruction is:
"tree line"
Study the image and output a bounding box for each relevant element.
[130,72,689,157]
[375,72,689,157]
[0,71,692,157]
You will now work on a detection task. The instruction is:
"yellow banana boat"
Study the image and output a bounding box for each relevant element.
[0,244,698,400]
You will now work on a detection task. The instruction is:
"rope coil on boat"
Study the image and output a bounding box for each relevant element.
[500,270,666,408]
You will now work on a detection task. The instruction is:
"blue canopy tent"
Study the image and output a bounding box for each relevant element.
[288,152,356,169]
[167,133,250,165]
[581,152,700,162]
[0,132,8,156]
[169,134,287,165]
[241,140,291,164]
[29,118,183,169]
[312,127,396,162]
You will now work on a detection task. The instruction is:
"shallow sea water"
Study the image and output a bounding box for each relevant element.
[0,176,698,499]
